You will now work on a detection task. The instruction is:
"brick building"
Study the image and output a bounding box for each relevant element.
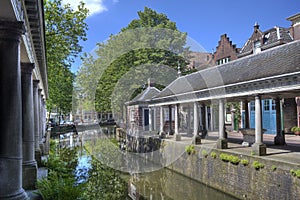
[213,34,240,65]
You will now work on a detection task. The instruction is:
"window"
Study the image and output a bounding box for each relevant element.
[271,100,276,110]
[264,100,270,111]
[254,40,261,54]
[130,110,135,121]
[216,57,230,65]
[250,101,255,111]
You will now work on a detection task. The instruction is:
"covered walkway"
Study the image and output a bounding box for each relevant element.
[147,40,300,156]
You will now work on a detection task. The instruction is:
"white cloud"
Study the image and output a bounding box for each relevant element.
[62,0,107,17]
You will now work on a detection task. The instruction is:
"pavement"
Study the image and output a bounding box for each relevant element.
[26,161,48,199]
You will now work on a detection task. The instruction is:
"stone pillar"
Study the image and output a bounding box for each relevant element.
[38,89,44,155]
[201,103,207,138]
[33,80,42,166]
[187,104,192,134]
[252,95,266,155]
[0,20,28,199]
[192,102,201,144]
[174,104,181,141]
[217,99,227,149]
[274,98,286,145]
[149,108,152,131]
[159,107,164,133]
[21,63,37,190]
[168,105,173,134]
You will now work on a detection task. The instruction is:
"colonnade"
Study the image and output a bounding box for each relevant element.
[149,94,281,156]
[0,20,47,199]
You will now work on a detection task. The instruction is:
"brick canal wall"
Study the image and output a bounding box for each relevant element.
[166,146,300,200]
[126,133,162,153]
[126,135,300,199]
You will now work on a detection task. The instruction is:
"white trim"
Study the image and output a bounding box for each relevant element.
[149,84,300,107]
[149,72,300,106]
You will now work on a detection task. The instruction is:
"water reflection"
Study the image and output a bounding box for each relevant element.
[63,129,239,200]
[128,168,238,200]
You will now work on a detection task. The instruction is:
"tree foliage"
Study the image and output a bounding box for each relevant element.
[45,0,88,115]
[76,7,191,116]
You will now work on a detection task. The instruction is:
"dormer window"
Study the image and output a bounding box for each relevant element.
[216,57,230,65]
[253,40,261,54]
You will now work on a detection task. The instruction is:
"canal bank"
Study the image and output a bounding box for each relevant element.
[171,136,300,199]
[127,131,300,200]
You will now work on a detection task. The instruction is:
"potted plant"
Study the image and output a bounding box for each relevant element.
[291,126,300,135]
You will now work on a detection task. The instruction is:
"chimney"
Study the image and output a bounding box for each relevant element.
[287,12,300,41]
[147,78,155,87]
[254,22,260,33]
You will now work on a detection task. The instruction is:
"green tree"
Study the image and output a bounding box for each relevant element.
[45,0,88,117]
[76,7,190,116]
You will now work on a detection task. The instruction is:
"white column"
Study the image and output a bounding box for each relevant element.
[255,96,262,144]
[174,104,179,134]
[219,99,225,139]
[217,99,227,149]
[174,104,181,141]
[252,95,266,156]
[193,102,199,135]
[160,107,164,133]
[149,108,152,131]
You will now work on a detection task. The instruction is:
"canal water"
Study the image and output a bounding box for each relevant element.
[64,129,239,200]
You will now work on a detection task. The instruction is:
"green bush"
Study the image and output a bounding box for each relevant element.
[37,140,83,199]
[201,149,208,157]
[240,159,249,166]
[271,165,277,171]
[210,152,217,159]
[252,161,264,170]
[228,155,240,165]
[290,169,300,178]
[37,171,83,200]
[219,153,229,162]
[185,144,196,155]
[219,153,240,164]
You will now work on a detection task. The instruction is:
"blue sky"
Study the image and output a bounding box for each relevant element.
[63,0,300,72]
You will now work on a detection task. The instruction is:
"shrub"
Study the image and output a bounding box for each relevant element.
[271,165,277,171]
[290,169,300,178]
[185,144,196,155]
[241,159,249,166]
[228,155,240,165]
[219,153,229,162]
[37,171,83,200]
[201,149,208,157]
[210,152,217,159]
[37,141,82,199]
[252,161,264,170]
[219,153,240,164]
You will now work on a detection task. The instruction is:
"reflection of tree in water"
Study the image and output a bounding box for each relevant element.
[131,169,173,200]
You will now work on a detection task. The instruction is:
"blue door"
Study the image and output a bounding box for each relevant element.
[249,99,276,134]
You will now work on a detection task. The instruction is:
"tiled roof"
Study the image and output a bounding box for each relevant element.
[239,26,293,57]
[127,86,160,105]
[152,40,300,101]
